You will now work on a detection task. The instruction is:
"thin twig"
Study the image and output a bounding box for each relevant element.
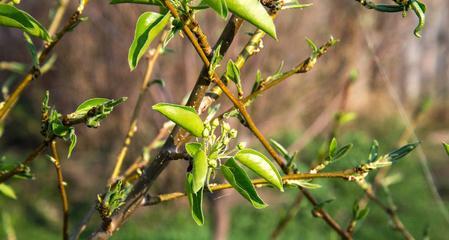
[50,141,69,240]
[142,168,365,206]
[48,0,70,36]
[0,140,49,183]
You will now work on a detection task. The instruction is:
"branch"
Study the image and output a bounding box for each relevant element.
[50,141,70,240]
[142,168,365,206]
[84,12,244,240]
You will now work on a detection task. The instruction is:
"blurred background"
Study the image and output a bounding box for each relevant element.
[1,0,449,239]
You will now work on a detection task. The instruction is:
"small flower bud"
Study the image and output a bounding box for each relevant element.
[211,118,220,127]
[202,128,210,138]
[208,159,218,168]
[237,142,247,150]
[229,129,238,138]
[222,122,231,131]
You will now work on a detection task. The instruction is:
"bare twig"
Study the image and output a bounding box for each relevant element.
[50,141,70,240]
[142,167,368,206]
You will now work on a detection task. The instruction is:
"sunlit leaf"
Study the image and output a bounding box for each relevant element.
[75,98,109,114]
[192,149,208,193]
[186,142,202,157]
[152,103,205,137]
[186,173,204,225]
[128,12,170,70]
[226,0,277,39]
[234,148,283,191]
[202,0,228,18]
[0,4,51,41]
[221,158,267,208]
[0,183,16,199]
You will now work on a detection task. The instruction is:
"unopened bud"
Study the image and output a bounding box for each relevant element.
[229,129,238,138]
[222,122,231,131]
[202,128,210,138]
[211,118,220,127]
[208,159,218,168]
[237,142,247,150]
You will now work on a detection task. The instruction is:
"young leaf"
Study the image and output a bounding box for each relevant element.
[443,142,449,157]
[75,98,109,114]
[68,131,77,158]
[128,12,170,70]
[368,140,379,162]
[0,4,51,41]
[283,0,313,10]
[186,142,202,157]
[410,0,426,38]
[225,60,243,96]
[387,142,419,163]
[328,137,337,159]
[0,183,17,199]
[23,33,39,68]
[226,0,277,39]
[234,148,283,191]
[269,139,290,161]
[221,158,267,208]
[192,149,208,193]
[284,179,321,189]
[110,0,162,5]
[333,144,353,160]
[209,44,223,77]
[202,0,228,18]
[186,173,204,225]
[152,103,205,137]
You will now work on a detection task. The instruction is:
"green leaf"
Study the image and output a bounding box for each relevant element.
[221,158,267,208]
[152,103,205,137]
[0,4,51,41]
[186,173,204,225]
[225,60,243,96]
[284,179,321,189]
[353,201,370,221]
[192,149,208,193]
[234,148,283,191]
[269,139,290,161]
[283,0,313,10]
[0,183,16,199]
[128,12,170,70]
[368,140,379,163]
[23,33,39,68]
[443,143,449,157]
[333,144,353,160]
[110,0,161,4]
[305,37,318,53]
[75,98,110,114]
[202,0,228,18]
[68,131,77,158]
[226,0,277,39]
[209,43,223,77]
[328,137,337,159]
[410,0,426,38]
[387,142,419,163]
[186,142,202,157]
